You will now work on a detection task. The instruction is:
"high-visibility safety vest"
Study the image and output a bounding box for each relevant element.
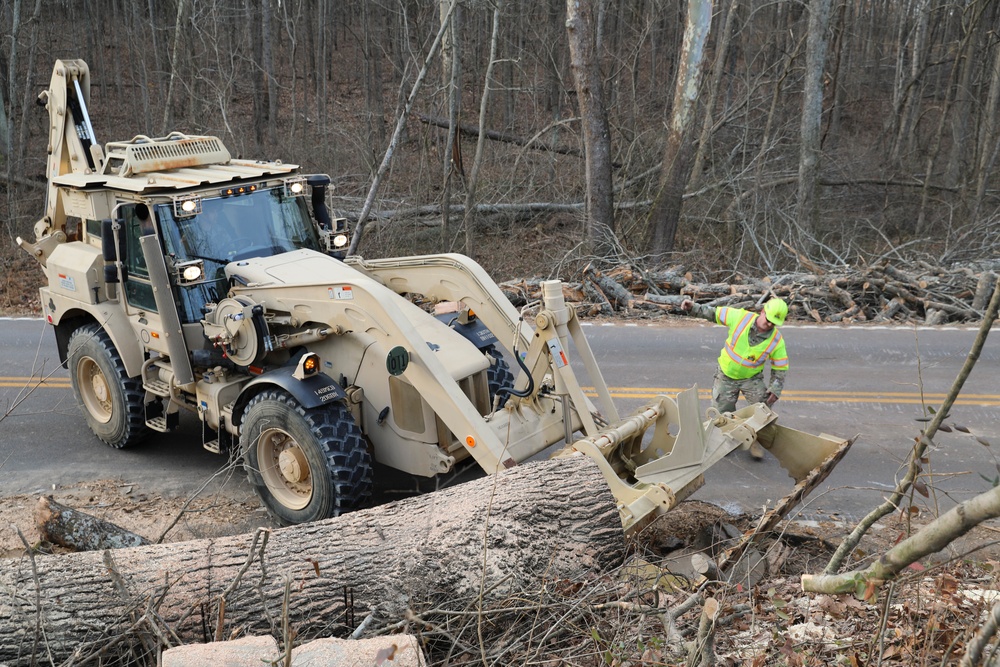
[714,306,789,380]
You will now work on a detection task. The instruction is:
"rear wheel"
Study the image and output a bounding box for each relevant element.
[67,323,148,448]
[241,389,372,525]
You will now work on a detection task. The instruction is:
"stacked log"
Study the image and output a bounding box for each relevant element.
[499,262,998,325]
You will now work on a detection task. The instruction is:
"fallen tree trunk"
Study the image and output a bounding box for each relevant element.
[0,456,624,666]
[35,495,151,551]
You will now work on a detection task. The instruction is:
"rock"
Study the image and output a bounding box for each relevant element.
[162,635,279,667]
[161,634,426,666]
[292,635,425,666]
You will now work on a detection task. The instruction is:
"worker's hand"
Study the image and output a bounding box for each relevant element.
[680,298,694,312]
[765,392,779,407]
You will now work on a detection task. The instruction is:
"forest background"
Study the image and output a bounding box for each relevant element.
[1,0,1000,306]
[2,3,1000,664]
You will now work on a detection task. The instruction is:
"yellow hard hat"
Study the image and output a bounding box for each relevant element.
[764,298,788,326]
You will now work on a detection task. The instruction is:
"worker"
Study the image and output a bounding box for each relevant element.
[680,297,789,460]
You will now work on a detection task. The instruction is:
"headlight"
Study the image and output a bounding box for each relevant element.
[174,259,206,285]
[182,265,203,282]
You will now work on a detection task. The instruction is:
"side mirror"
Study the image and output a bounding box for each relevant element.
[101,219,117,261]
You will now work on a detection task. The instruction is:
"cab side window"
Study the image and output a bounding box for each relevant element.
[121,203,158,312]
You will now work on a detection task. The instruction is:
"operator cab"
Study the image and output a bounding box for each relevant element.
[154,186,325,322]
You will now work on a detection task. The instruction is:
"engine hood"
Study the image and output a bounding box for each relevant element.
[225,248,362,286]
[225,249,490,381]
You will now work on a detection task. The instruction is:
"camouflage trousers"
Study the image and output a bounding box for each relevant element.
[712,368,768,413]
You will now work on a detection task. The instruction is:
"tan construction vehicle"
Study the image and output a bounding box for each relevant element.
[20,60,850,530]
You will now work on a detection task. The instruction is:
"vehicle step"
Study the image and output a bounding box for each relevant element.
[144,379,170,397]
[203,439,221,454]
[146,416,169,432]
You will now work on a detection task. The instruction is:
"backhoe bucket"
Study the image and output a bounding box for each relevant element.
[556,387,852,534]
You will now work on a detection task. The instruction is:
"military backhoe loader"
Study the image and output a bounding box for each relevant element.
[19,60,851,530]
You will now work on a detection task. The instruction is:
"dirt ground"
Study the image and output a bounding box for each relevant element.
[0,478,271,558]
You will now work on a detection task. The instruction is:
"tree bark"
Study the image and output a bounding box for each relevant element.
[565,0,616,257]
[34,496,151,551]
[461,0,504,257]
[794,0,832,252]
[0,456,624,666]
[647,0,713,259]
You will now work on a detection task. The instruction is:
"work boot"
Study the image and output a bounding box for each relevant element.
[749,442,765,460]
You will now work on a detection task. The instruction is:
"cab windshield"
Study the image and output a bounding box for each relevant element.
[156,187,322,264]
[154,187,322,322]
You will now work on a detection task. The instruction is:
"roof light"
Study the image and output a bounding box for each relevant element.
[173,196,202,217]
[221,184,258,197]
[284,177,307,197]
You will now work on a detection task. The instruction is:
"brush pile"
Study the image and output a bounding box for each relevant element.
[499,261,999,325]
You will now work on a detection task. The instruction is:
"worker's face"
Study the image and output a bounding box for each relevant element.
[756,311,773,331]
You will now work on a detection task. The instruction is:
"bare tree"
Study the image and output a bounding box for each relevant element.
[565,0,615,257]
[461,0,504,257]
[794,0,832,252]
[645,0,713,260]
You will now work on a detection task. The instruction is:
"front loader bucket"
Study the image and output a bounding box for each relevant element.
[556,386,853,534]
[755,420,847,482]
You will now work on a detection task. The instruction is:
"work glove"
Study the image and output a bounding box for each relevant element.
[765,392,779,407]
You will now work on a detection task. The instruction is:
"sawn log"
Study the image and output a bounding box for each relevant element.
[0,456,625,666]
[34,495,151,551]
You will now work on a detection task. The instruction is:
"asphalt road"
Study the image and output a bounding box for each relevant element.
[1,316,997,522]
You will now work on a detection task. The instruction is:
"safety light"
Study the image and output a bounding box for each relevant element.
[221,184,257,197]
[302,354,319,374]
[290,181,304,194]
[293,352,322,380]
[181,200,197,212]
[333,234,348,248]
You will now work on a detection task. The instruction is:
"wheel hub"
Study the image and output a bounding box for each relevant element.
[257,427,313,511]
[91,373,109,403]
[77,356,113,424]
[278,447,309,483]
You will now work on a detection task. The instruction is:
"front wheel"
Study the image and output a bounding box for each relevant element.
[67,323,148,448]
[483,344,514,407]
[240,389,372,525]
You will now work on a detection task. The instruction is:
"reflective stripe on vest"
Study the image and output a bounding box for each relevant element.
[716,310,783,379]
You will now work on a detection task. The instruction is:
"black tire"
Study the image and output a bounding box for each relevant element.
[483,344,515,407]
[241,389,372,525]
[67,323,149,448]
